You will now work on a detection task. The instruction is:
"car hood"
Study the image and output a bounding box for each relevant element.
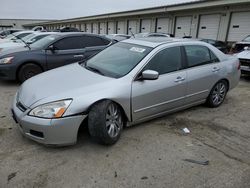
[18,63,115,108]
[0,42,24,51]
[237,50,250,59]
[0,46,29,57]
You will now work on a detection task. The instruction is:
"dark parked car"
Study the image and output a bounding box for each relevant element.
[200,39,229,53]
[0,29,23,39]
[53,27,80,32]
[0,32,113,82]
[230,35,250,54]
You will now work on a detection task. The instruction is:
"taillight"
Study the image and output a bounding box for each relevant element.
[237,61,241,70]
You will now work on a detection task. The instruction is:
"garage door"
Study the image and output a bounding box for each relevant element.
[141,19,151,33]
[117,21,126,34]
[175,16,192,38]
[156,18,170,33]
[86,23,92,33]
[128,20,138,34]
[108,22,115,34]
[228,12,250,42]
[92,23,98,34]
[99,22,107,34]
[80,23,85,32]
[198,14,221,40]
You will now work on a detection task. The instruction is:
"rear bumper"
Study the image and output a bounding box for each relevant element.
[12,97,86,146]
[0,65,16,80]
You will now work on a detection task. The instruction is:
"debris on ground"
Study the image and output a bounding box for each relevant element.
[141,176,148,180]
[7,172,17,182]
[183,159,209,165]
[182,128,190,134]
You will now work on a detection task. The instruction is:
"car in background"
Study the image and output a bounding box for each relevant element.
[0,32,56,52]
[53,27,80,32]
[237,47,250,75]
[0,29,23,39]
[230,35,250,54]
[0,31,34,44]
[103,34,131,41]
[134,32,170,38]
[200,39,229,53]
[11,38,240,146]
[0,32,113,82]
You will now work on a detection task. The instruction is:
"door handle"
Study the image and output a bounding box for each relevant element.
[74,54,84,58]
[212,67,220,72]
[175,76,185,82]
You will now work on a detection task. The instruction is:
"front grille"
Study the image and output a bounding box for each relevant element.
[240,59,250,67]
[16,102,27,112]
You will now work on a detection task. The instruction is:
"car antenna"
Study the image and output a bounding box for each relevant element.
[129,29,135,38]
[10,33,31,50]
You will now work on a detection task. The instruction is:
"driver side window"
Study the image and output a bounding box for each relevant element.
[143,46,182,75]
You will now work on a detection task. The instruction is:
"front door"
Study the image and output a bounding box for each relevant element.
[131,46,187,121]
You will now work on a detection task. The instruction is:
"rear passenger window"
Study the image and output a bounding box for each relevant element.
[82,36,110,47]
[143,46,182,75]
[184,45,219,68]
[53,36,83,50]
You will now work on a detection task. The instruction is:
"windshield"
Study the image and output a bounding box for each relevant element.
[22,33,36,42]
[85,42,152,78]
[30,34,60,48]
[243,36,250,42]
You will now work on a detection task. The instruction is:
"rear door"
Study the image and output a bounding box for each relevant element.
[184,45,221,104]
[132,46,187,121]
[45,36,86,69]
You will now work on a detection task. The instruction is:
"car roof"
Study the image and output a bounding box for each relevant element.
[52,32,107,38]
[123,37,190,48]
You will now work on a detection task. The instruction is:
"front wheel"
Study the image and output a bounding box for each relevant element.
[17,63,43,82]
[88,100,124,145]
[207,80,228,108]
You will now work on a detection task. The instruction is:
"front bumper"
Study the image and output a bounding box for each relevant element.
[12,98,87,146]
[0,65,16,80]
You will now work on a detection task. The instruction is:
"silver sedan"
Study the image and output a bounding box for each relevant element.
[11,38,240,145]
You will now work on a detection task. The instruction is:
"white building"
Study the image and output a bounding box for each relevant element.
[0,19,54,31]
[24,0,250,42]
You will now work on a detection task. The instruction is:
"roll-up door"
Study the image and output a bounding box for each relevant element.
[128,20,138,34]
[117,21,126,34]
[228,12,250,42]
[156,18,170,33]
[108,22,115,34]
[141,19,151,33]
[198,14,221,40]
[175,16,192,38]
[99,22,107,34]
[92,23,98,34]
[86,23,92,33]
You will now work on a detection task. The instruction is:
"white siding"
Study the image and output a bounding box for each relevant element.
[117,21,126,34]
[156,18,170,33]
[108,21,115,34]
[140,19,151,33]
[228,12,250,42]
[175,16,192,38]
[198,14,221,40]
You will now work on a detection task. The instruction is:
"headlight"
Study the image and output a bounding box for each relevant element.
[29,99,72,118]
[0,57,14,64]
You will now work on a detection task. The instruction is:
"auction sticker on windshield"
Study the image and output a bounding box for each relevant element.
[130,47,146,53]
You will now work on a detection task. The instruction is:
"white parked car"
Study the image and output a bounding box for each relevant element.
[237,47,250,75]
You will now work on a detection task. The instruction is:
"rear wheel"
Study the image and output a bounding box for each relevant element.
[88,100,124,145]
[207,80,228,108]
[17,63,42,82]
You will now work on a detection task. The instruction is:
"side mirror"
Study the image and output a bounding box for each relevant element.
[47,45,56,52]
[26,40,33,45]
[140,70,159,80]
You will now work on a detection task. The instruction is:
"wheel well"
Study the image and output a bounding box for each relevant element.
[220,78,230,91]
[16,62,44,79]
[87,99,129,122]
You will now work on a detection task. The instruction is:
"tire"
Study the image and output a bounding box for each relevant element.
[88,100,124,145]
[17,63,42,82]
[207,80,228,108]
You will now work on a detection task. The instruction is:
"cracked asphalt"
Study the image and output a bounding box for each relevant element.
[0,77,249,188]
